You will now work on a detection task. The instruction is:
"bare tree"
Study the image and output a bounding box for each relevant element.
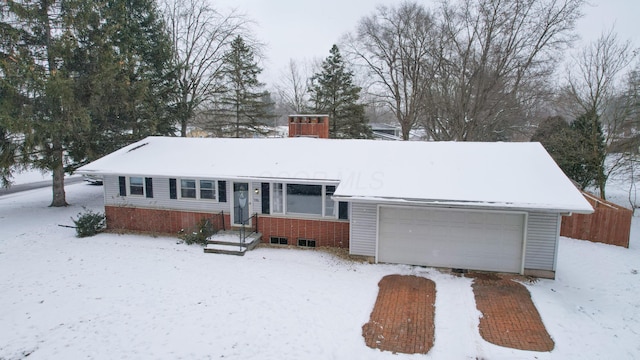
[424,0,584,141]
[345,2,435,140]
[274,59,311,114]
[162,0,248,136]
[347,0,584,141]
[565,29,637,198]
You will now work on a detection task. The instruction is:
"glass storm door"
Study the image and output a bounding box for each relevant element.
[233,182,250,226]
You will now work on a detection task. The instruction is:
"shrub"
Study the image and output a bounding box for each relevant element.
[72,209,106,237]
[178,218,215,245]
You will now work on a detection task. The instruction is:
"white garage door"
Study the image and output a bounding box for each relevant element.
[378,207,525,273]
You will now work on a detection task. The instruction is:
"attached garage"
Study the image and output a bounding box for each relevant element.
[79,136,594,279]
[378,206,526,273]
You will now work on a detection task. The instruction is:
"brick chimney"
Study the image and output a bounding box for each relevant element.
[288,115,329,138]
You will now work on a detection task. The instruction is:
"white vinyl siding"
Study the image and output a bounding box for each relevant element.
[349,202,377,256]
[524,212,561,271]
[104,175,229,213]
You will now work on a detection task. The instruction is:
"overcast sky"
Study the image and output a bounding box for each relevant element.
[213,0,640,86]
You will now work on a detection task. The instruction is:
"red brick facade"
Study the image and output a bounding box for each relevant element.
[105,206,230,234]
[257,216,350,248]
[104,206,350,248]
[288,115,330,138]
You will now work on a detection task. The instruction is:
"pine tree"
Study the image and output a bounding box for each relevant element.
[207,36,274,137]
[532,113,606,191]
[308,45,372,139]
[0,0,176,205]
[0,38,29,186]
[1,0,92,206]
[74,0,177,159]
[571,111,607,194]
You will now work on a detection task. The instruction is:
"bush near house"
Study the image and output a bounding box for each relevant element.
[178,218,216,245]
[72,209,106,237]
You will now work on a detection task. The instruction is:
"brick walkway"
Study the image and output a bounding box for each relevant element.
[362,275,435,354]
[467,273,555,352]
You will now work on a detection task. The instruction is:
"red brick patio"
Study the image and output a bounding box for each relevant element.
[363,273,555,354]
[362,275,436,354]
[467,273,555,352]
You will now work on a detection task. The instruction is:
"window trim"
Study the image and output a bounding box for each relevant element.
[321,184,340,218]
[271,182,284,214]
[199,179,217,200]
[270,182,341,219]
[128,176,145,197]
[177,178,219,201]
[285,183,323,216]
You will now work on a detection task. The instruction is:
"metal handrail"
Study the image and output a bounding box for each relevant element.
[239,213,258,245]
[218,210,225,231]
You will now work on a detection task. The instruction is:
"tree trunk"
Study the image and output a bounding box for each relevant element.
[41,1,67,207]
[598,176,606,200]
[181,118,188,137]
[235,99,240,138]
[50,144,68,207]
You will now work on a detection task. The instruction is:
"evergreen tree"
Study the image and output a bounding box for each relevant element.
[0,0,176,205]
[207,36,273,137]
[532,114,606,191]
[1,0,92,206]
[532,116,586,188]
[0,37,29,186]
[308,45,372,139]
[570,111,607,194]
[73,0,177,160]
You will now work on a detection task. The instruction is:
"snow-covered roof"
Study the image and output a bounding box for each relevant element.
[77,136,593,213]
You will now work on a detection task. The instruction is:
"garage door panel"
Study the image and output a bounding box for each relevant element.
[378,207,524,273]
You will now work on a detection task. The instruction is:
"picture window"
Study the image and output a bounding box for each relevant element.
[287,184,322,215]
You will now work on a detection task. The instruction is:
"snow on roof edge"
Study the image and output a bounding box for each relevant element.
[76,136,594,214]
[331,195,594,214]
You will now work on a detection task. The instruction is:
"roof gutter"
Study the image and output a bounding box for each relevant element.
[332,195,594,214]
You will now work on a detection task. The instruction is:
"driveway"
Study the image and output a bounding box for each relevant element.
[363,273,554,355]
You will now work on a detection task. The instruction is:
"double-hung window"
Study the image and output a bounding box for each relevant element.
[129,177,144,195]
[180,179,197,198]
[200,180,216,200]
[178,179,217,201]
[325,185,336,217]
[119,176,153,198]
[272,183,284,213]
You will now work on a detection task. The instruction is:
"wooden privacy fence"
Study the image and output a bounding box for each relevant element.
[560,191,633,248]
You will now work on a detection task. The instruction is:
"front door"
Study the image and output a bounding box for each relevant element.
[232,182,250,226]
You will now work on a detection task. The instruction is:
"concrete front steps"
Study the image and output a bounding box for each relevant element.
[204,230,262,256]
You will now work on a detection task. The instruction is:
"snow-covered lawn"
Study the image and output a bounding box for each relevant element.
[1,184,639,359]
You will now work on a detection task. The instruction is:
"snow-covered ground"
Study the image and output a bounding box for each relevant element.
[3,168,82,188]
[6,169,52,186]
[0,183,639,359]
